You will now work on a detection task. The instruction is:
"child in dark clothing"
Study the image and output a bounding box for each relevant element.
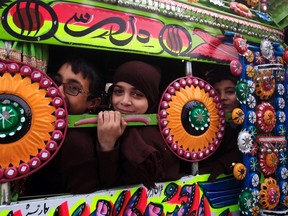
[199,68,243,181]
[25,58,116,195]
[97,61,189,189]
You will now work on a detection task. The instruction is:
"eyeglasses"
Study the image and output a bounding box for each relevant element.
[61,83,90,96]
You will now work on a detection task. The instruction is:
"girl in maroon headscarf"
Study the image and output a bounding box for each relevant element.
[97,61,189,189]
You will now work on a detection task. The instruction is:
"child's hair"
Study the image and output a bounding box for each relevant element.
[63,57,105,99]
[204,66,238,86]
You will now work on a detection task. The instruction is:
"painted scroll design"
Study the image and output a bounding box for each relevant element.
[0,1,238,63]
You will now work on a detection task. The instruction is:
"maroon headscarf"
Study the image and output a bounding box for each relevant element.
[113,61,161,113]
[112,61,181,188]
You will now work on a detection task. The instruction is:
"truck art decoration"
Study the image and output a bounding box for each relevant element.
[0,0,288,215]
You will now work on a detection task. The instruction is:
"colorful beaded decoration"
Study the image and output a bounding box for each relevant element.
[158,75,225,162]
[0,59,68,183]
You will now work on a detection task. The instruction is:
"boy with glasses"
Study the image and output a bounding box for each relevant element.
[53,58,102,114]
[25,58,112,195]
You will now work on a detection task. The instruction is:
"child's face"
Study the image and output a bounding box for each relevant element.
[112,82,149,114]
[213,80,239,113]
[54,63,96,114]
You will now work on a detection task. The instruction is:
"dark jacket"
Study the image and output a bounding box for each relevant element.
[198,123,243,181]
[25,127,118,195]
[115,126,189,189]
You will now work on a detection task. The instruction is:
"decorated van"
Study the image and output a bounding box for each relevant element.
[0,0,288,215]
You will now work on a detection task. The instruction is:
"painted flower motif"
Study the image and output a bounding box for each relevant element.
[230,59,243,76]
[279,153,287,165]
[251,205,260,216]
[275,71,285,83]
[246,65,255,78]
[260,39,274,60]
[254,70,275,101]
[281,168,288,179]
[232,108,245,125]
[255,52,265,65]
[209,0,224,5]
[278,111,286,123]
[247,80,255,93]
[256,102,276,133]
[269,55,276,64]
[239,188,255,215]
[268,188,279,204]
[248,126,257,138]
[277,57,284,65]
[281,182,288,194]
[0,99,25,138]
[189,104,210,131]
[248,111,256,124]
[233,35,248,55]
[259,177,280,210]
[233,163,247,180]
[283,196,288,207]
[259,152,279,176]
[229,2,252,19]
[237,129,253,153]
[0,60,68,182]
[250,157,258,172]
[246,0,259,7]
[264,110,276,125]
[161,77,224,162]
[236,80,250,104]
[251,174,260,187]
[252,189,260,203]
[277,98,285,109]
[268,153,278,167]
[247,95,256,109]
[277,125,286,136]
[245,50,254,63]
[277,84,285,95]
